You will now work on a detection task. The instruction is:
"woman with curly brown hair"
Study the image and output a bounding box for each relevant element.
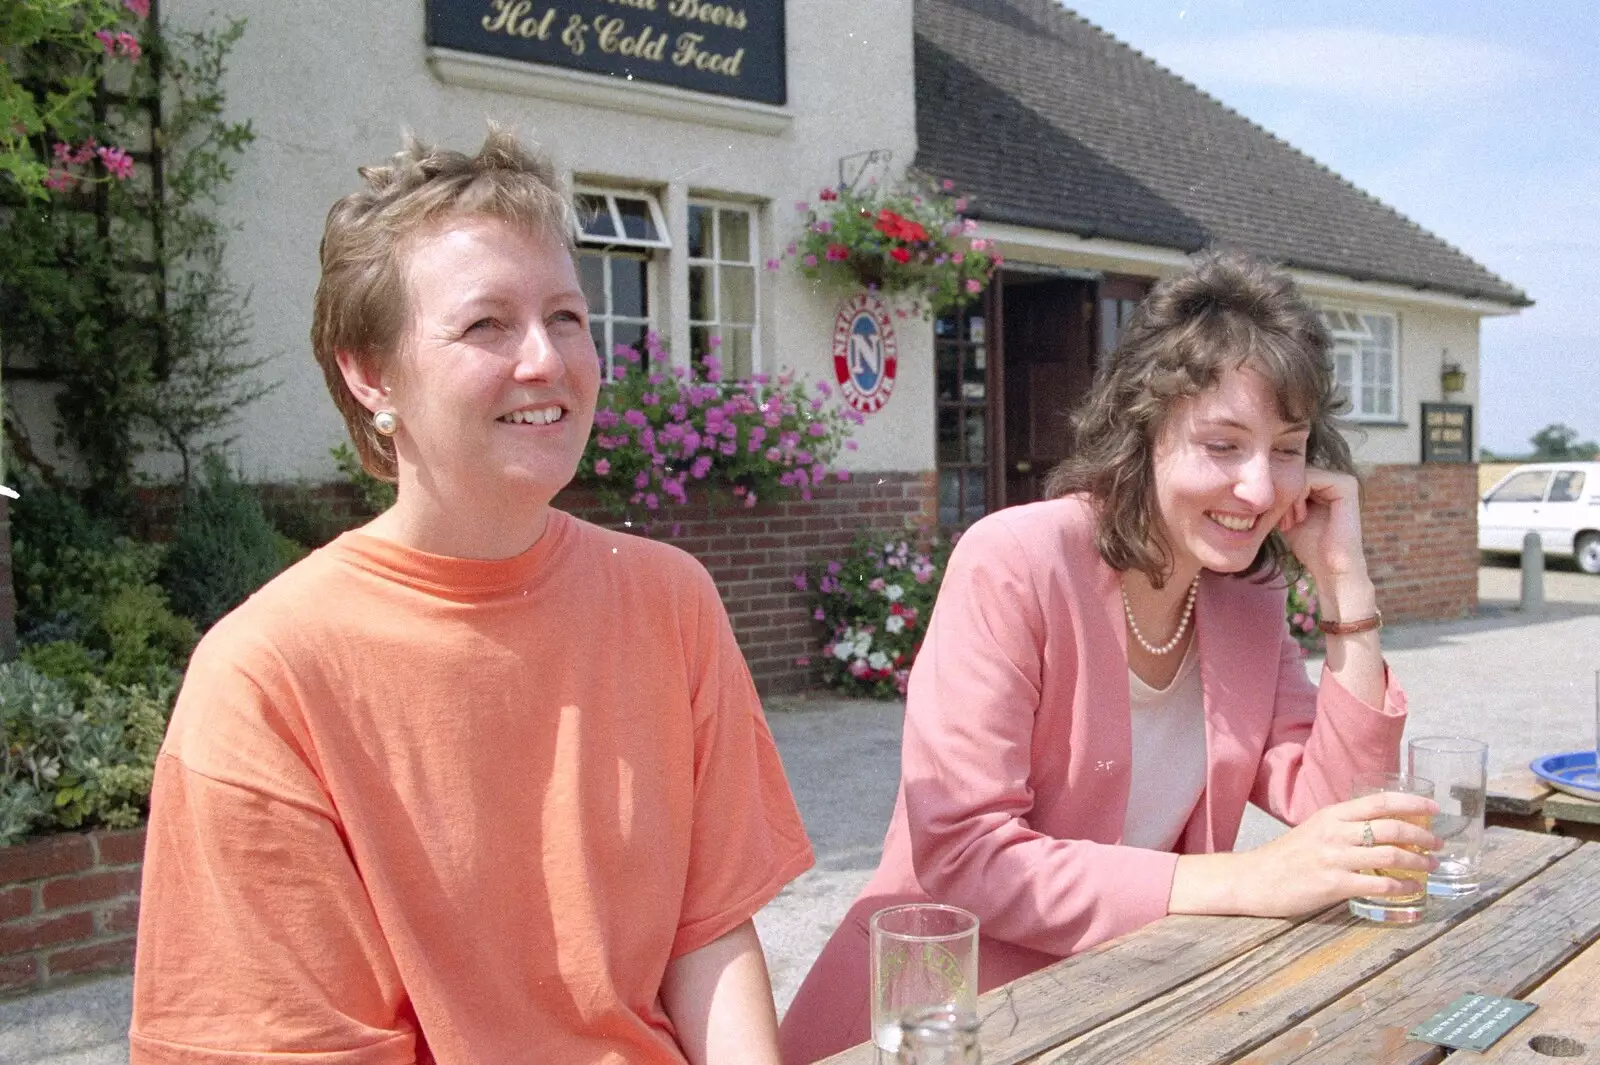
[779,251,1437,1063]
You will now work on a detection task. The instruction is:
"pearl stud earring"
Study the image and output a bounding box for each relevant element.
[373,409,398,436]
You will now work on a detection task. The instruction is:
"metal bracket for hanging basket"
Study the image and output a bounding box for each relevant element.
[838,149,892,192]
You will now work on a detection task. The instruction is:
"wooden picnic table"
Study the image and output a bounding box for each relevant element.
[821,828,1600,1064]
[1486,767,1600,842]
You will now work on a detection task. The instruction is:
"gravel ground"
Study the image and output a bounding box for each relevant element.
[5,559,1597,1060]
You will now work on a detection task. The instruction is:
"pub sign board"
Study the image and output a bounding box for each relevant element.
[426,0,787,106]
[1421,402,1473,464]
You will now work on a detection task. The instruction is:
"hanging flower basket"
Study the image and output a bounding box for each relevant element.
[773,173,1001,317]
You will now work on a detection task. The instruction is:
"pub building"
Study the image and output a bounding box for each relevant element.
[141,0,1530,689]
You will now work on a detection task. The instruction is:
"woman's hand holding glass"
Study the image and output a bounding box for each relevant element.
[1171,791,1440,919]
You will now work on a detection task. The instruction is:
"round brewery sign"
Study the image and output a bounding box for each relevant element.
[831,293,898,414]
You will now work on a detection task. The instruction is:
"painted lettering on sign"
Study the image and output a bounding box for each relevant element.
[832,294,898,415]
[428,0,784,105]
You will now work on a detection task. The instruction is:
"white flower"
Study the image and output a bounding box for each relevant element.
[883,584,904,602]
[832,629,856,661]
[885,614,906,634]
[868,651,890,670]
[853,632,873,656]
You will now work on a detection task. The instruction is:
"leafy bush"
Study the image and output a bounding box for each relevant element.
[803,531,951,698]
[260,483,347,548]
[158,453,288,628]
[0,662,173,847]
[578,333,860,516]
[331,442,397,515]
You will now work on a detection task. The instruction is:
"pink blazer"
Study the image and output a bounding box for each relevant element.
[778,497,1406,1064]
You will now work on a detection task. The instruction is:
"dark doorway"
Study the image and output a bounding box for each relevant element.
[1001,274,1097,506]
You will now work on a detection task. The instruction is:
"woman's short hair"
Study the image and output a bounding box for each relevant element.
[311,126,575,482]
[1045,250,1354,585]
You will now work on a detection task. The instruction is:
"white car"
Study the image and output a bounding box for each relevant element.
[1478,461,1600,574]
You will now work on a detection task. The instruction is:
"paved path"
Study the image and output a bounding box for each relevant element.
[5,561,1597,1060]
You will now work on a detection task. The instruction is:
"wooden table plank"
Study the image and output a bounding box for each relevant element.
[1486,769,1552,818]
[1227,841,1600,1065]
[1019,829,1577,1065]
[1468,933,1600,1063]
[821,913,1305,1065]
[1544,791,1600,827]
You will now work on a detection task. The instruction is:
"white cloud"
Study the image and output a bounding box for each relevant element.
[1142,28,1547,108]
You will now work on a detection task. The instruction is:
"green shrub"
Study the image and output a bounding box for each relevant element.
[331,442,396,515]
[159,453,288,628]
[260,483,346,548]
[20,641,104,702]
[99,585,199,690]
[0,663,173,846]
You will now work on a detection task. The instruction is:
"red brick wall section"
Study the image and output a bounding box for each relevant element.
[554,471,938,692]
[1360,463,1479,623]
[0,828,145,996]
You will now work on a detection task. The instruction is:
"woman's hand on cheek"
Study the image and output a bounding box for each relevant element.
[1278,466,1369,589]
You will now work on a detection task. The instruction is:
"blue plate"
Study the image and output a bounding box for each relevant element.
[1531,751,1600,802]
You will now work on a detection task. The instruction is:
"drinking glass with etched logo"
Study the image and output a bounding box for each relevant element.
[870,904,979,1059]
[1408,737,1488,897]
[1347,771,1434,924]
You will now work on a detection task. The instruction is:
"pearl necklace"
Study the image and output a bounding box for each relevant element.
[1122,574,1200,656]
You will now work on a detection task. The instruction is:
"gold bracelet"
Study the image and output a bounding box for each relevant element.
[1317,610,1383,636]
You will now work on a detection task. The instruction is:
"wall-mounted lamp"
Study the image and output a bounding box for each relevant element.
[1440,352,1466,395]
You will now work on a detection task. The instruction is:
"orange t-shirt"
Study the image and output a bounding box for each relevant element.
[130,510,814,1064]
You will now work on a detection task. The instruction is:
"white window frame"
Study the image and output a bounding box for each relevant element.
[1319,307,1400,422]
[576,186,669,378]
[574,187,670,250]
[686,198,761,379]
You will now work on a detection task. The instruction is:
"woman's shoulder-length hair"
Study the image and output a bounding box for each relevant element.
[1044,249,1356,587]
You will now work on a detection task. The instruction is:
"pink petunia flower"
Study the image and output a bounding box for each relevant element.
[124,0,151,17]
[593,458,611,476]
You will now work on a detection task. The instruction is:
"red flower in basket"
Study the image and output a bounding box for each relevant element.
[874,209,929,243]
[819,186,839,201]
[825,243,850,262]
[889,247,912,265]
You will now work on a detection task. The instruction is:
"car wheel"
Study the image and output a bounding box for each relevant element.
[1578,532,1600,575]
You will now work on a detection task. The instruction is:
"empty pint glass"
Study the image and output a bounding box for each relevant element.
[1408,736,1488,897]
[870,904,979,1057]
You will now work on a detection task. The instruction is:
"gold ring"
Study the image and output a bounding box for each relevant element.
[1361,821,1376,847]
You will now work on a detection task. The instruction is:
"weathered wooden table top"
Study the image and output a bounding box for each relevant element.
[821,828,1600,1064]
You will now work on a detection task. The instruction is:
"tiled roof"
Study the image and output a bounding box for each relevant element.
[914,0,1530,306]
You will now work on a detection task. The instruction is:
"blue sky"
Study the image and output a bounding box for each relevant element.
[1060,1,1599,454]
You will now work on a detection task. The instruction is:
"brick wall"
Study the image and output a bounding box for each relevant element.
[1361,462,1479,622]
[0,829,145,996]
[554,471,937,691]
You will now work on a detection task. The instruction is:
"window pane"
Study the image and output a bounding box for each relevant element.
[1098,298,1119,355]
[611,257,648,318]
[688,204,711,259]
[690,325,714,362]
[577,194,615,239]
[724,327,754,380]
[616,196,659,242]
[577,252,606,311]
[939,469,961,527]
[1335,348,1354,390]
[938,409,961,464]
[591,323,608,371]
[613,321,647,363]
[1491,471,1551,503]
[964,410,986,464]
[962,349,986,400]
[689,265,713,321]
[1550,472,1585,502]
[964,469,987,518]
[718,208,752,262]
[937,344,959,402]
[720,265,755,324]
